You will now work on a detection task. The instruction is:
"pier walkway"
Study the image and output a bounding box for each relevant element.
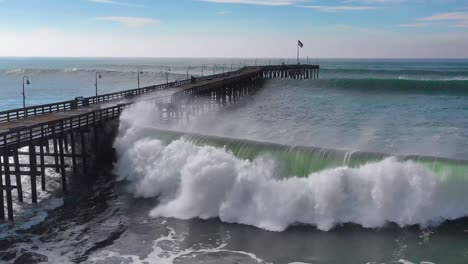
[0,64,319,221]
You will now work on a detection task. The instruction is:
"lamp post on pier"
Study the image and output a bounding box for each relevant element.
[201,65,206,77]
[230,64,233,72]
[186,66,190,79]
[95,72,102,96]
[21,75,31,110]
[166,67,170,84]
[137,69,143,89]
[213,64,216,75]
[222,64,225,75]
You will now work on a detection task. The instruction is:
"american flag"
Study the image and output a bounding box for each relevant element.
[298,40,304,48]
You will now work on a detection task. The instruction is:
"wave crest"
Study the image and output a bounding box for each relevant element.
[114,129,468,231]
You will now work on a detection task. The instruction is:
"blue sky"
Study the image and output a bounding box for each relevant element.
[1,0,468,58]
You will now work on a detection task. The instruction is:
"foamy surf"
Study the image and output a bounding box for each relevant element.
[89,225,268,264]
[114,126,468,231]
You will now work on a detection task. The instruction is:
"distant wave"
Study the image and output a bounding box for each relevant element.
[303,78,468,94]
[322,68,468,76]
[0,68,187,77]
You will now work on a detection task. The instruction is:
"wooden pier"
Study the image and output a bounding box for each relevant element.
[0,64,319,221]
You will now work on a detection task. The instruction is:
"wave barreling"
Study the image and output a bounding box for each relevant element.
[114,114,468,231]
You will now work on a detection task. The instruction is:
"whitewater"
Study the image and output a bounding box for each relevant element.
[114,101,468,232]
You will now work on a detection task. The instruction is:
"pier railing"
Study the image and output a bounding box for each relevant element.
[0,65,318,124]
[0,103,130,149]
[0,69,243,124]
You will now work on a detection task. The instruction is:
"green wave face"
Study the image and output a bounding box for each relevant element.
[152,129,468,179]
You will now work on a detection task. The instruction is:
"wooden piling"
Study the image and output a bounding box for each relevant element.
[53,128,60,173]
[2,148,13,220]
[29,143,38,204]
[13,149,23,202]
[80,130,87,174]
[59,122,67,194]
[0,155,4,221]
[40,141,46,191]
[70,131,77,174]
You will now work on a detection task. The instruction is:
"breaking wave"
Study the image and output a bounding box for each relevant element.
[113,113,468,231]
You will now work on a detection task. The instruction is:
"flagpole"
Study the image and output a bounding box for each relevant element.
[297,43,299,65]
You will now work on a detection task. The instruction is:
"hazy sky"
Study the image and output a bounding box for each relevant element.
[1,0,468,58]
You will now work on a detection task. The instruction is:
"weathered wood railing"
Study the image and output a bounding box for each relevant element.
[0,69,246,124]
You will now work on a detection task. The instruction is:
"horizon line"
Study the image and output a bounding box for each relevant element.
[1,56,468,60]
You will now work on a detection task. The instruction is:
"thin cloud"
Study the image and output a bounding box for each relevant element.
[333,24,389,34]
[216,10,232,15]
[420,12,468,29]
[96,16,160,27]
[200,0,306,6]
[302,5,378,11]
[343,0,405,3]
[400,22,433,27]
[421,12,468,21]
[89,0,139,7]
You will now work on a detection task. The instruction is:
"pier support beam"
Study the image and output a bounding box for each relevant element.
[3,148,14,221]
[13,149,23,202]
[29,143,38,204]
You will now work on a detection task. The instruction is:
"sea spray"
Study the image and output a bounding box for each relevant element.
[114,120,468,231]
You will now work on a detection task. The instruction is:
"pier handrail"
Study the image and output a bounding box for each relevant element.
[0,69,245,124]
[0,69,262,148]
[0,103,131,149]
[0,65,319,124]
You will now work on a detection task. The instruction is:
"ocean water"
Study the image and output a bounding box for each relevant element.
[1,58,468,263]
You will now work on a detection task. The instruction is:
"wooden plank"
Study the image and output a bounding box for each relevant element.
[16,151,90,158]
[1,163,68,169]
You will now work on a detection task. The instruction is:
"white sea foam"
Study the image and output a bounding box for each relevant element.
[114,107,468,231]
[89,226,267,264]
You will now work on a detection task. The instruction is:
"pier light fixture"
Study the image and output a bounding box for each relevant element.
[201,65,206,77]
[22,75,31,110]
[166,67,171,84]
[137,69,143,89]
[95,72,102,96]
[213,64,216,75]
[186,66,190,80]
